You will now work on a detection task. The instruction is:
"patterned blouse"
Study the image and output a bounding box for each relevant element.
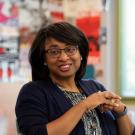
[58,86,102,135]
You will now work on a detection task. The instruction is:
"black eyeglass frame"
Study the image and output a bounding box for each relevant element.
[45,45,78,58]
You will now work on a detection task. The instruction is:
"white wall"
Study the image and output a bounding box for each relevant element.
[0,83,23,135]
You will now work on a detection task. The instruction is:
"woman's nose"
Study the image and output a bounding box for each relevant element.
[57,50,69,60]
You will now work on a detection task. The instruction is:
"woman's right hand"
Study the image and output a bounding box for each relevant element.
[82,91,121,111]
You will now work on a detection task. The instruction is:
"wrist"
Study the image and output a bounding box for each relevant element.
[80,100,88,112]
[112,106,128,119]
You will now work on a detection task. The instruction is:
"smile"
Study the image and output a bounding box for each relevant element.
[58,64,72,72]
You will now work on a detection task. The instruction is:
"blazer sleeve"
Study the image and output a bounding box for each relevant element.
[15,82,49,135]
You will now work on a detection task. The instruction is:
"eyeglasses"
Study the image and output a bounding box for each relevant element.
[45,45,78,58]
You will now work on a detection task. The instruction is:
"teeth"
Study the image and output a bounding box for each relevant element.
[61,65,69,68]
[59,64,70,71]
[60,65,69,68]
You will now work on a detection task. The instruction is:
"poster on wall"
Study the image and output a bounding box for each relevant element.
[76,15,101,65]
[0,1,20,82]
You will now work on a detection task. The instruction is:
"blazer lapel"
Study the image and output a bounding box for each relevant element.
[41,79,73,113]
[78,79,98,96]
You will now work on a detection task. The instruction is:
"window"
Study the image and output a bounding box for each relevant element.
[119,0,135,97]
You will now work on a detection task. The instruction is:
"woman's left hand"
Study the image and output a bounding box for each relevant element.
[98,98,126,113]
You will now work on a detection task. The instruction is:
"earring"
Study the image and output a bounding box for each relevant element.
[44,62,47,66]
[81,57,82,61]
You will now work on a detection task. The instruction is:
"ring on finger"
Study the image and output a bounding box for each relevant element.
[111,99,115,104]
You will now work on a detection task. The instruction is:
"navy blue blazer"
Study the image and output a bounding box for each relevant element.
[15,78,135,135]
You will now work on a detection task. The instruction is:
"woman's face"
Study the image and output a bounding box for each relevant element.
[44,38,82,81]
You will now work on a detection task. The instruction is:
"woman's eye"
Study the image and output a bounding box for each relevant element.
[67,48,72,52]
[51,49,59,54]
[67,48,75,52]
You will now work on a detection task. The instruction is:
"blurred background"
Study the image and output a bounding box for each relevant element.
[0,0,135,135]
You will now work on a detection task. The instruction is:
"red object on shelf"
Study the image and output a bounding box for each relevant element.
[76,15,100,37]
[51,11,64,22]
[0,47,4,54]
[8,67,12,78]
[0,68,2,78]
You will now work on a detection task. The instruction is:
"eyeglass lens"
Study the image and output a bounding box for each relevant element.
[46,46,78,57]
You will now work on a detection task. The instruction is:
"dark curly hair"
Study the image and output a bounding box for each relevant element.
[29,22,89,81]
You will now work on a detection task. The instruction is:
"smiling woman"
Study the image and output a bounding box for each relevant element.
[15,22,135,135]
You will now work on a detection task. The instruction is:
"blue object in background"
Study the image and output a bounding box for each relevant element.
[84,64,95,79]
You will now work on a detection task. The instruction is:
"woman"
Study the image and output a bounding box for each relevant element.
[15,22,135,135]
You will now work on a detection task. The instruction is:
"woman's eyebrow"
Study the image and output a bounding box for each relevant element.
[47,44,59,48]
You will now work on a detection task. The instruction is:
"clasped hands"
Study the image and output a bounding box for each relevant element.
[84,91,125,114]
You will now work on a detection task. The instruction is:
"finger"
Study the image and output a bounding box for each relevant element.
[104,104,114,110]
[110,98,123,107]
[100,104,115,112]
[104,99,119,107]
[103,91,121,99]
